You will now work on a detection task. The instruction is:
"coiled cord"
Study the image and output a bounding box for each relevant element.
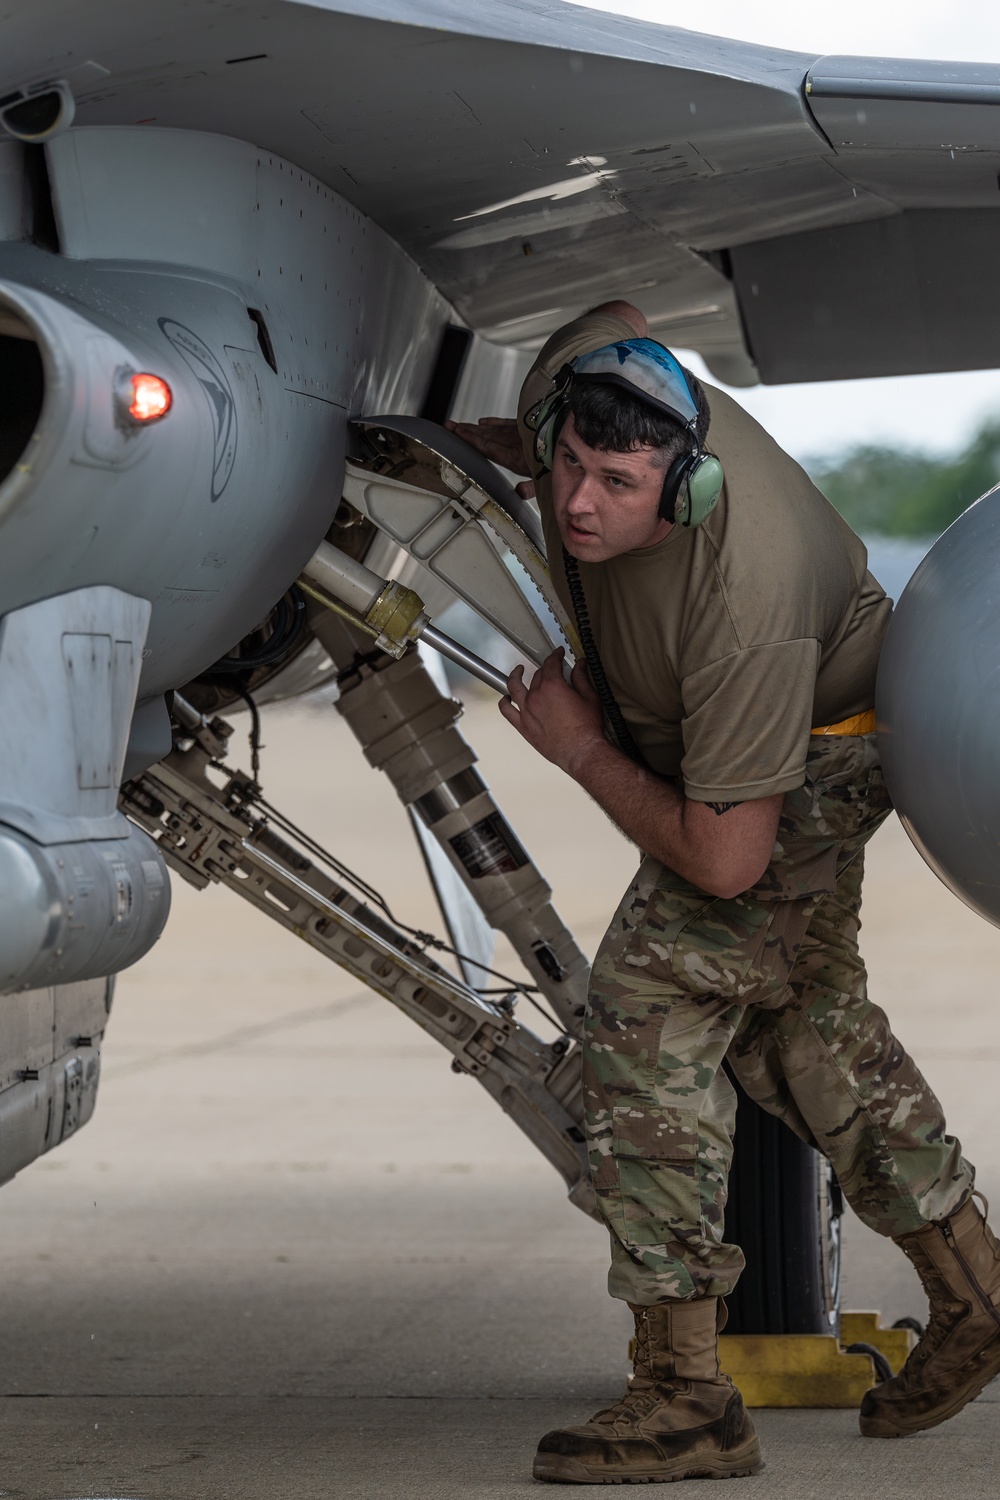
[562,547,647,767]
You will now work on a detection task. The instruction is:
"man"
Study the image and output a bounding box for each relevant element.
[448,301,1000,1485]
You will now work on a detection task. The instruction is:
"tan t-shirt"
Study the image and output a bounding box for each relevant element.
[517,313,891,803]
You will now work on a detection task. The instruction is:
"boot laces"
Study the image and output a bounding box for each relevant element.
[904,1303,960,1374]
[593,1314,671,1430]
[633,1313,653,1375]
[593,1375,672,1430]
[895,1248,968,1377]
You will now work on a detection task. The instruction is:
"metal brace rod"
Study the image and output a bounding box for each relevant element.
[120,730,595,1217]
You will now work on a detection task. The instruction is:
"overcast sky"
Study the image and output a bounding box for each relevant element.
[569,0,1000,463]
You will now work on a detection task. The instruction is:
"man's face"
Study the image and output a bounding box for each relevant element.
[550,413,673,563]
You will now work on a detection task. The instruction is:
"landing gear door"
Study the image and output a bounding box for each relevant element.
[345,416,581,668]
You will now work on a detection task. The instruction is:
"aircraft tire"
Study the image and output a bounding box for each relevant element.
[723,1066,842,1335]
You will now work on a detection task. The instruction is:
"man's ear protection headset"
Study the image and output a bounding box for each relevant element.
[526,338,724,528]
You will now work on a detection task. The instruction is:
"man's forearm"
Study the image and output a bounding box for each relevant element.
[566,739,775,899]
[567,738,701,881]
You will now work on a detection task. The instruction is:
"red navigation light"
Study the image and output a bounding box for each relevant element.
[128,373,172,422]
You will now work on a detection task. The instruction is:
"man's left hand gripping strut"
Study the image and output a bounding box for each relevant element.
[500,648,605,778]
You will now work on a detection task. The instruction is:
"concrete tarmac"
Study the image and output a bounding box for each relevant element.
[1,695,998,1499]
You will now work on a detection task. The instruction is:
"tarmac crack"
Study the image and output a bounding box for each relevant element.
[101,991,374,1078]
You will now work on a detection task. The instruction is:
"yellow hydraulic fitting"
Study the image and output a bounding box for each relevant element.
[366,579,428,654]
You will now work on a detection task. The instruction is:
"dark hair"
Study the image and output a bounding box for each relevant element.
[565,370,710,464]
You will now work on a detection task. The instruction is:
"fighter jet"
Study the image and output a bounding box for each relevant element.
[1,0,997,1338]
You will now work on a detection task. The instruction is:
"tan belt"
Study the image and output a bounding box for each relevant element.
[810,709,876,737]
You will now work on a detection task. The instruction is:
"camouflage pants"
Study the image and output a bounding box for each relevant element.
[585,735,973,1305]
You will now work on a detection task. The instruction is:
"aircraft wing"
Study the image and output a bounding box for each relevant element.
[2,0,999,384]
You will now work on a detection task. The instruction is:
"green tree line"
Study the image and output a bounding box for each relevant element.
[808,417,1000,537]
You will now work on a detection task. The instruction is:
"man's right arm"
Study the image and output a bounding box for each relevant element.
[586,301,648,337]
[444,415,529,473]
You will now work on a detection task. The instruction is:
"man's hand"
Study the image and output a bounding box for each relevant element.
[445,416,530,475]
[499,649,606,776]
[588,300,649,338]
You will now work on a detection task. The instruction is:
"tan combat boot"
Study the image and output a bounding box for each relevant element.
[533,1297,762,1484]
[860,1196,1000,1438]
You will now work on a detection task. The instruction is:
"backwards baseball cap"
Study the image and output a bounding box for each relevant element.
[527,336,702,469]
[570,338,701,430]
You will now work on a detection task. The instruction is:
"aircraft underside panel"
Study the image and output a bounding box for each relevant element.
[0,977,111,1186]
[0,586,171,993]
[731,209,1000,383]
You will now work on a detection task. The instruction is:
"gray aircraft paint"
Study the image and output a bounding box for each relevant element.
[0,977,113,1185]
[877,493,1000,928]
[0,586,170,991]
[0,126,454,695]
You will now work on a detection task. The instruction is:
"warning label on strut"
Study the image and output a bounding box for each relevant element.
[449,814,529,879]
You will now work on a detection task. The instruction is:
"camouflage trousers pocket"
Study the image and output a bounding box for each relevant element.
[601,1104,702,1247]
[619,887,717,985]
[666,895,775,1002]
[664,890,823,1006]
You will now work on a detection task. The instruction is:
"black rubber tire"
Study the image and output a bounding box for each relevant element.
[723,1065,842,1335]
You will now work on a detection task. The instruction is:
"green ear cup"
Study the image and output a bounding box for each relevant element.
[680,453,724,526]
[531,388,566,469]
[525,363,575,470]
